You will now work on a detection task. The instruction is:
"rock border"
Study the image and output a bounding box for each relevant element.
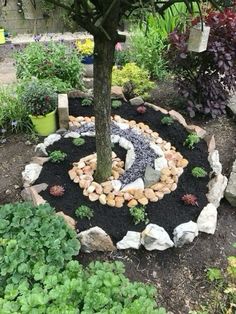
[21,96,228,252]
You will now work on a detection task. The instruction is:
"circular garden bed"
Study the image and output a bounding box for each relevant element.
[22,98,227,252]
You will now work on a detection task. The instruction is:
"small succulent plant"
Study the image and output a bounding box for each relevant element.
[184,133,200,149]
[49,150,67,163]
[136,105,147,114]
[161,116,174,126]
[73,137,85,146]
[81,98,93,106]
[49,185,65,197]
[181,194,198,206]
[192,167,207,178]
[129,206,149,225]
[111,100,122,109]
[75,205,94,220]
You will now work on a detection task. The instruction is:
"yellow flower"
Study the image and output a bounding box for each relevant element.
[76,38,94,56]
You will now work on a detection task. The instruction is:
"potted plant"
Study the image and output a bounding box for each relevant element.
[76,38,94,64]
[20,80,57,136]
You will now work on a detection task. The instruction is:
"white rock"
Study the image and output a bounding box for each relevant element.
[81,131,95,137]
[197,203,217,234]
[150,143,164,157]
[64,132,80,138]
[35,143,48,157]
[22,163,42,187]
[173,221,198,247]
[117,231,141,249]
[122,178,144,192]
[125,149,136,170]
[154,157,168,171]
[141,224,174,251]
[208,150,222,175]
[225,160,236,206]
[119,137,133,150]
[111,180,122,192]
[207,174,228,208]
[144,165,161,187]
[114,122,130,130]
[111,134,120,143]
[78,227,116,253]
[44,134,61,147]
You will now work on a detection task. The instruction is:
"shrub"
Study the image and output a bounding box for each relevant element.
[192,167,207,178]
[0,202,80,287]
[49,150,67,163]
[75,205,94,220]
[73,137,85,146]
[0,86,32,133]
[0,260,164,313]
[112,63,154,98]
[129,206,149,225]
[14,42,84,88]
[168,8,236,118]
[75,38,94,56]
[161,116,174,125]
[19,80,57,116]
[184,133,200,149]
[111,100,122,109]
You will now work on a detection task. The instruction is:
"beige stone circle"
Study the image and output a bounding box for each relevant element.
[68,115,189,208]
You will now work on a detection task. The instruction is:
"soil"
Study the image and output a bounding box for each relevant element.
[0,90,235,313]
[36,101,211,243]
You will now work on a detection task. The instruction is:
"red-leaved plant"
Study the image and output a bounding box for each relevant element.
[181,194,198,206]
[136,105,147,114]
[168,8,236,118]
[49,185,65,197]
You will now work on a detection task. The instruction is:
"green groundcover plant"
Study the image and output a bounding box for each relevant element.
[0,202,166,314]
[14,42,84,88]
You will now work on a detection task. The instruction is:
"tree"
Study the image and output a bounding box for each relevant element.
[43,0,217,182]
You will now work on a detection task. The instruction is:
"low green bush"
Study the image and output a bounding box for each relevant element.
[49,150,67,163]
[184,133,200,149]
[14,42,84,88]
[129,206,149,225]
[73,137,85,146]
[75,205,94,220]
[112,63,154,98]
[192,167,207,178]
[0,86,32,134]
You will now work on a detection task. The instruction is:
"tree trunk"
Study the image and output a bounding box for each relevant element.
[93,36,115,183]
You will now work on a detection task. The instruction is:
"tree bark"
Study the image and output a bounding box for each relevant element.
[93,36,115,183]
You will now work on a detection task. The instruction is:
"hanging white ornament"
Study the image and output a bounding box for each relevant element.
[188,22,210,53]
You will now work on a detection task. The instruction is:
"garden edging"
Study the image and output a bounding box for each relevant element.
[21,96,228,252]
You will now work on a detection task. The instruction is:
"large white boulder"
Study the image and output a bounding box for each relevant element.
[125,149,136,170]
[207,174,228,208]
[122,178,144,192]
[117,231,141,249]
[197,203,217,234]
[154,157,168,171]
[173,221,198,247]
[225,160,236,206]
[141,224,174,251]
[44,134,61,147]
[22,163,42,187]
[208,150,222,175]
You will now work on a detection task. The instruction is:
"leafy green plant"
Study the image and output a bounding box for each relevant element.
[161,116,174,125]
[0,260,165,313]
[0,202,80,288]
[19,80,57,116]
[184,133,200,149]
[207,268,223,282]
[14,41,84,88]
[75,205,94,220]
[112,100,122,109]
[49,150,67,163]
[112,63,154,98]
[192,167,207,178]
[129,206,149,225]
[81,98,93,106]
[0,86,32,133]
[72,137,85,146]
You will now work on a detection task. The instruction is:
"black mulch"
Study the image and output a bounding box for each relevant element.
[36,99,211,243]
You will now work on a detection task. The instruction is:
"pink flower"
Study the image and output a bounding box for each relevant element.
[115,42,122,51]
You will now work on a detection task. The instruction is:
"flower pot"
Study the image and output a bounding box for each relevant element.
[82,55,94,64]
[0,29,6,45]
[29,109,57,136]
[188,23,210,53]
